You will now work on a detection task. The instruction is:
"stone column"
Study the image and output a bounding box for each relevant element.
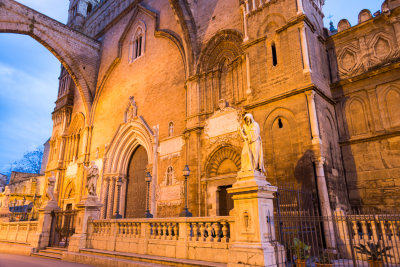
[314,157,336,249]
[299,25,311,73]
[107,177,116,218]
[227,171,281,267]
[305,91,322,145]
[100,177,110,219]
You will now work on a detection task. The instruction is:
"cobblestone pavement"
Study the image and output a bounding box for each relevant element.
[0,254,94,267]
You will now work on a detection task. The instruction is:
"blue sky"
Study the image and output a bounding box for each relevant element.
[0,0,382,174]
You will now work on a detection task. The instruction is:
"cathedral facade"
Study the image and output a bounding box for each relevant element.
[41,0,400,219]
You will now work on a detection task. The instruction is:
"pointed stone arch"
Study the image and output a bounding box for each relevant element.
[0,0,100,117]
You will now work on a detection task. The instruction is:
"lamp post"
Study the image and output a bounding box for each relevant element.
[179,165,192,217]
[145,172,153,218]
[113,177,123,219]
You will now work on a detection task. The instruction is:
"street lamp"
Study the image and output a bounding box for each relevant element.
[113,177,123,219]
[145,172,153,218]
[179,165,192,217]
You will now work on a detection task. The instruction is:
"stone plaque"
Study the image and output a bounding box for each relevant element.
[205,108,241,139]
[157,184,182,206]
[159,136,184,157]
[66,163,78,177]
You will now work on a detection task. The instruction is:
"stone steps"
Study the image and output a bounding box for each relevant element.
[31,247,66,260]
[75,248,227,267]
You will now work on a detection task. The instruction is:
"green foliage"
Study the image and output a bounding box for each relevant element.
[354,242,392,260]
[293,238,311,260]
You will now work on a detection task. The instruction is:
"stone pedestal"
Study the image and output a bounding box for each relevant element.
[68,195,102,252]
[227,171,279,267]
[31,200,60,250]
[0,207,11,222]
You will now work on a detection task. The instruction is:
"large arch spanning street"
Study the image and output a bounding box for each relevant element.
[0,0,100,116]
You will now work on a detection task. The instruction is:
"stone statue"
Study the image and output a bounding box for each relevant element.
[125,96,137,122]
[239,113,266,174]
[84,161,99,196]
[46,173,56,202]
[2,186,10,208]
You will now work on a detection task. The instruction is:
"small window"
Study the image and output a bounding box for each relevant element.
[168,122,174,137]
[278,118,283,128]
[129,22,146,63]
[87,3,93,15]
[272,43,278,66]
[166,167,174,186]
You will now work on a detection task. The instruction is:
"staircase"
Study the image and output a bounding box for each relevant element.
[32,247,66,260]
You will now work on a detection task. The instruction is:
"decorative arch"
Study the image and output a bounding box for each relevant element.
[264,107,299,180]
[63,181,76,200]
[0,0,100,117]
[205,145,241,177]
[197,29,243,73]
[257,13,287,36]
[104,117,155,176]
[90,4,187,124]
[384,87,400,128]
[345,97,369,136]
[68,113,85,135]
[128,20,146,63]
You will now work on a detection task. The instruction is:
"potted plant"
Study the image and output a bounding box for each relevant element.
[293,238,311,267]
[354,242,392,267]
[316,252,332,267]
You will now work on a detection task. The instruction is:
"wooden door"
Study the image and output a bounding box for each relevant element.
[125,146,148,218]
[218,185,233,216]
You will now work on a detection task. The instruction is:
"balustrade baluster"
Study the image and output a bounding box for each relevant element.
[157,223,162,239]
[215,222,221,242]
[172,223,178,240]
[206,223,213,242]
[187,223,192,241]
[130,222,135,238]
[222,221,229,243]
[200,223,205,242]
[163,223,168,240]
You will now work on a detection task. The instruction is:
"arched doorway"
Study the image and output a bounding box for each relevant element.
[125,146,148,218]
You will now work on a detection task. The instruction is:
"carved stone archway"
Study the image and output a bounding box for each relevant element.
[204,145,241,216]
[101,117,157,218]
[0,0,100,115]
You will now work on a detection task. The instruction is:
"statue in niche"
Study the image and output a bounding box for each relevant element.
[166,166,174,186]
[239,113,266,174]
[46,173,56,202]
[84,161,99,196]
[2,186,11,208]
[125,96,137,122]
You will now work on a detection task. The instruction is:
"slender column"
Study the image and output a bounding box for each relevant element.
[101,177,110,219]
[252,0,256,10]
[305,91,322,145]
[245,54,252,95]
[107,177,116,218]
[242,5,249,42]
[299,25,312,73]
[297,0,304,14]
[314,156,336,249]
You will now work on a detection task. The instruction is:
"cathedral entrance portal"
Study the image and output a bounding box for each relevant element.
[125,146,148,218]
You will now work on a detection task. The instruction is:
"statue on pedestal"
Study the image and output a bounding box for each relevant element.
[46,173,56,202]
[84,161,99,196]
[2,186,10,208]
[239,113,266,174]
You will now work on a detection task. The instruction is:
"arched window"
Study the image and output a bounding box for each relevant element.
[166,166,174,186]
[271,43,278,66]
[168,122,174,137]
[86,3,93,15]
[129,23,146,63]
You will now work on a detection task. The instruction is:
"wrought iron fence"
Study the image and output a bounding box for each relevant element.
[49,209,77,248]
[272,186,400,267]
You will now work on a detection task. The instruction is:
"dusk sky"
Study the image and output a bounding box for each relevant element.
[0,0,382,174]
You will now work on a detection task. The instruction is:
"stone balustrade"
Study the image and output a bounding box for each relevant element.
[87,216,233,263]
[0,221,39,244]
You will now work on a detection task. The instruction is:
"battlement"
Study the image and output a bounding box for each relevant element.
[333,0,400,35]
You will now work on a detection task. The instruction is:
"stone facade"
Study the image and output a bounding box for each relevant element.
[1,0,399,218]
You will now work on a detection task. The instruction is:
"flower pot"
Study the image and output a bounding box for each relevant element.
[368,260,383,267]
[295,259,306,267]
[316,264,332,267]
